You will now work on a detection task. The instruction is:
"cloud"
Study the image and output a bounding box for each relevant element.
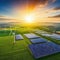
[27,0,56,6]
[0,15,5,18]
[0,15,20,23]
[0,18,12,20]
[16,0,56,10]
[48,14,60,18]
[53,7,60,10]
[0,15,11,20]
[0,15,14,21]
[22,0,57,13]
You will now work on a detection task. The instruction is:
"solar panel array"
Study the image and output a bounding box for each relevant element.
[24,33,40,39]
[15,34,24,40]
[41,33,60,40]
[29,42,60,59]
[41,33,52,37]
[34,29,48,34]
[34,30,60,40]
[35,30,60,40]
[30,38,47,44]
[34,29,60,40]
[51,34,60,40]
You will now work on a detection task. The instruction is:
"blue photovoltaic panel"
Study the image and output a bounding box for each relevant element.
[41,33,60,40]
[29,42,60,59]
[51,34,60,40]
[30,38,47,43]
[35,30,48,34]
[15,34,24,40]
[24,33,40,39]
[41,33,52,37]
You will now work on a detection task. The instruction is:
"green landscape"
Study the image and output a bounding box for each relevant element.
[0,22,60,60]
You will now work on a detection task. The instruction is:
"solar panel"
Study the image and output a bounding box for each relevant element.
[35,29,48,34]
[40,33,60,40]
[15,34,24,40]
[30,38,47,44]
[29,42,60,59]
[51,34,60,40]
[35,30,60,40]
[41,33,52,37]
[24,33,40,39]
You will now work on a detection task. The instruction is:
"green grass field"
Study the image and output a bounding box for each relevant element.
[0,28,60,60]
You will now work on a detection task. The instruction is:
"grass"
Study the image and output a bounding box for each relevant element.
[0,35,34,60]
[0,28,60,60]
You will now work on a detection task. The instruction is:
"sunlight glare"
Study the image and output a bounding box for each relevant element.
[24,15,34,23]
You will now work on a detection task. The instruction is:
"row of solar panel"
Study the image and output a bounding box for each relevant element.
[15,33,48,44]
[30,38,47,44]
[24,33,48,43]
[15,33,40,40]
[29,42,60,59]
[15,34,24,40]
[24,33,40,39]
[35,30,60,40]
[41,33,60,40]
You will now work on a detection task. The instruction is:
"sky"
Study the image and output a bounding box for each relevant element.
[0,0,60,23]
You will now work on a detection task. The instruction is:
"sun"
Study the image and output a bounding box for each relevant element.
[24,15,34,23]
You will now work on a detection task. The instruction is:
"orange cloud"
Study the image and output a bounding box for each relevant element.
[0,15,18,22]
[48,14,60,18]
[53,7,60,10]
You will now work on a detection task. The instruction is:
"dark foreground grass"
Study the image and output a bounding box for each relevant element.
[0,29,60,60]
